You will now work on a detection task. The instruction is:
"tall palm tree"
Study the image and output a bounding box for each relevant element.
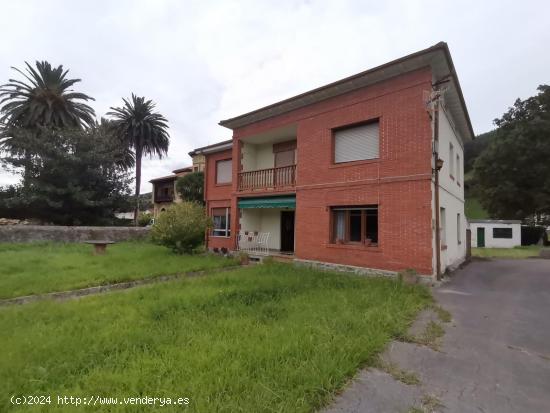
[108,94,169,223]
[0,61,95,184]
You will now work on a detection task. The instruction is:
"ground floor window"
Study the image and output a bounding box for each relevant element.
[331,206,378,245]
[212,207,230,237]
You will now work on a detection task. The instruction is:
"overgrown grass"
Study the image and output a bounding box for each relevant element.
[0,242,235,299]
[472,245,541,259]
[0,263,431,412]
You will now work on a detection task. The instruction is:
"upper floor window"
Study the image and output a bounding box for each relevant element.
[273,140,296,168]
[334,121,379,163]
[456,154,461,183]
[216,159,232,184]
[449,143,455,178]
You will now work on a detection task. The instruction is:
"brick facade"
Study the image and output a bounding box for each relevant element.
[204,149,234,250]
[205,68,435,274]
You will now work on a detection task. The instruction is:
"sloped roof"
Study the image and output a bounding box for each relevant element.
[219,42,474,142]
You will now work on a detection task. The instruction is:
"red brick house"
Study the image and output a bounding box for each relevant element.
[190,42,474,278]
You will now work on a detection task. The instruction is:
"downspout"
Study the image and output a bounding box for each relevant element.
[431,77,450,281]
[433,95,442,281]
[202,150,209,249]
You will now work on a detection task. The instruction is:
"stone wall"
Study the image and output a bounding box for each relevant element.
[0,226,150,243]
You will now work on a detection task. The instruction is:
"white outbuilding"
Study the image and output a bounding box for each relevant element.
[468,219,522,248]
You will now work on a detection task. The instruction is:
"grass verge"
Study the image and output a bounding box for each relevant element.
[373,357,420,385]
[472,245,541,259]
[0,263,430,412]
[0,242,236,299]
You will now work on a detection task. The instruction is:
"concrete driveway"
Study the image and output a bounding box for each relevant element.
[324,258,550,412]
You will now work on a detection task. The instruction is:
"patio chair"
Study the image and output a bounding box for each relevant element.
[257,232,270,255]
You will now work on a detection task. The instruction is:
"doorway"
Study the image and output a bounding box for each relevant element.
[477,227,485,248]
[280,210,295,253]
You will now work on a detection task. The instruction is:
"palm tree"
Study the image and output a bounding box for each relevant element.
[108,94,169,223]
[0,61,95,184]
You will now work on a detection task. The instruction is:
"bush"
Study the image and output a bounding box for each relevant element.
[151,202,212,254]
[137,212,152,227]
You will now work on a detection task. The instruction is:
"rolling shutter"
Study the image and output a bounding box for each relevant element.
[216,159,232,184]
[334,122,379,163]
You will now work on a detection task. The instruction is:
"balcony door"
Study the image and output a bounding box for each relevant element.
[275,149,295,167]
[280,210,295,253]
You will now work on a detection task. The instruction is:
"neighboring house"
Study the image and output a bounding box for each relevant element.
[469,219,522,248]
[150,166,193,217]
[190,42,474,278]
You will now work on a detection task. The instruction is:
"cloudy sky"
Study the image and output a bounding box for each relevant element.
[1,0,548,192]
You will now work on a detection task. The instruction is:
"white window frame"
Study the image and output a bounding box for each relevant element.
[456,154,460,183]
[440,207,447,247]
[457,213,461,244]
[212,207,231,237]
[449,143,454,178]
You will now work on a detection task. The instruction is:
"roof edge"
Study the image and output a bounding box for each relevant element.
[218,42,474,141]
[189,139,233,157]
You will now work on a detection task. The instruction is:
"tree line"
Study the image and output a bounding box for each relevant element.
[0,61,169,225]
[466,85,550,225]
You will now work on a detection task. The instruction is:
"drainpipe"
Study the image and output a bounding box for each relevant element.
[433,98,442,281]
[431,78,449,281]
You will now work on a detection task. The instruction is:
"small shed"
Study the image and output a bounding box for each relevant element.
[468,219,521,248]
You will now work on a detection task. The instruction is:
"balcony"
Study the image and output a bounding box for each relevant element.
[154,195,174,203]
[238,165,296,191]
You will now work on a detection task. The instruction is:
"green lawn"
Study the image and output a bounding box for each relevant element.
[472,245,541,259]
[0,242,235,299]
[0,264,430,412]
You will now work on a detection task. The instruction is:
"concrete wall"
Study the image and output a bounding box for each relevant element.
[240,208,284,250]
[0,226,150,243]
[241,142,274,171]
[470,222,521,248]
[434,107,467,273]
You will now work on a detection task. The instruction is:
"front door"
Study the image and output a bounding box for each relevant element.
[280,210,295,252]
[477,227,485,248]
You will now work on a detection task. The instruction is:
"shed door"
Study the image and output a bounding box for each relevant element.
[477,227,485,248]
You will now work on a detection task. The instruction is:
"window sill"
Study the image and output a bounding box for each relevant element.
[215,183,232,187]
[210,235,231,238]
[329,158,379,169]
[326,243,381,252]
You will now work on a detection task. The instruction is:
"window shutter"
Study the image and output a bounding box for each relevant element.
[216,160,232,184]
[334,122,379,163]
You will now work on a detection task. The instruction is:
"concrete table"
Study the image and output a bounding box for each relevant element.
[84,240,115,255]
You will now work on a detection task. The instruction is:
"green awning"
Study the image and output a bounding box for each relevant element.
[238,196,296,209]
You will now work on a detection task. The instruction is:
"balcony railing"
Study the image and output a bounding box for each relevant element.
[154,195,174,203]
[238,165,296,191]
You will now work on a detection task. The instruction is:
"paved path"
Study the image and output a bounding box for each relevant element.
[324,258,550,412]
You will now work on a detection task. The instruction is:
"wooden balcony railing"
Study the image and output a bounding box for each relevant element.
[238,165,296,191]
[154,195,174,203]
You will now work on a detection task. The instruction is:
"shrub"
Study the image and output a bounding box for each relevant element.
[137,212,152,227]
[151,202,212,254]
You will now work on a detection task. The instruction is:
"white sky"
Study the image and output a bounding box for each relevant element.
[1,0,549,192]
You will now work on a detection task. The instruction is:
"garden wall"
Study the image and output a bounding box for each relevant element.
[0,226,150,243]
